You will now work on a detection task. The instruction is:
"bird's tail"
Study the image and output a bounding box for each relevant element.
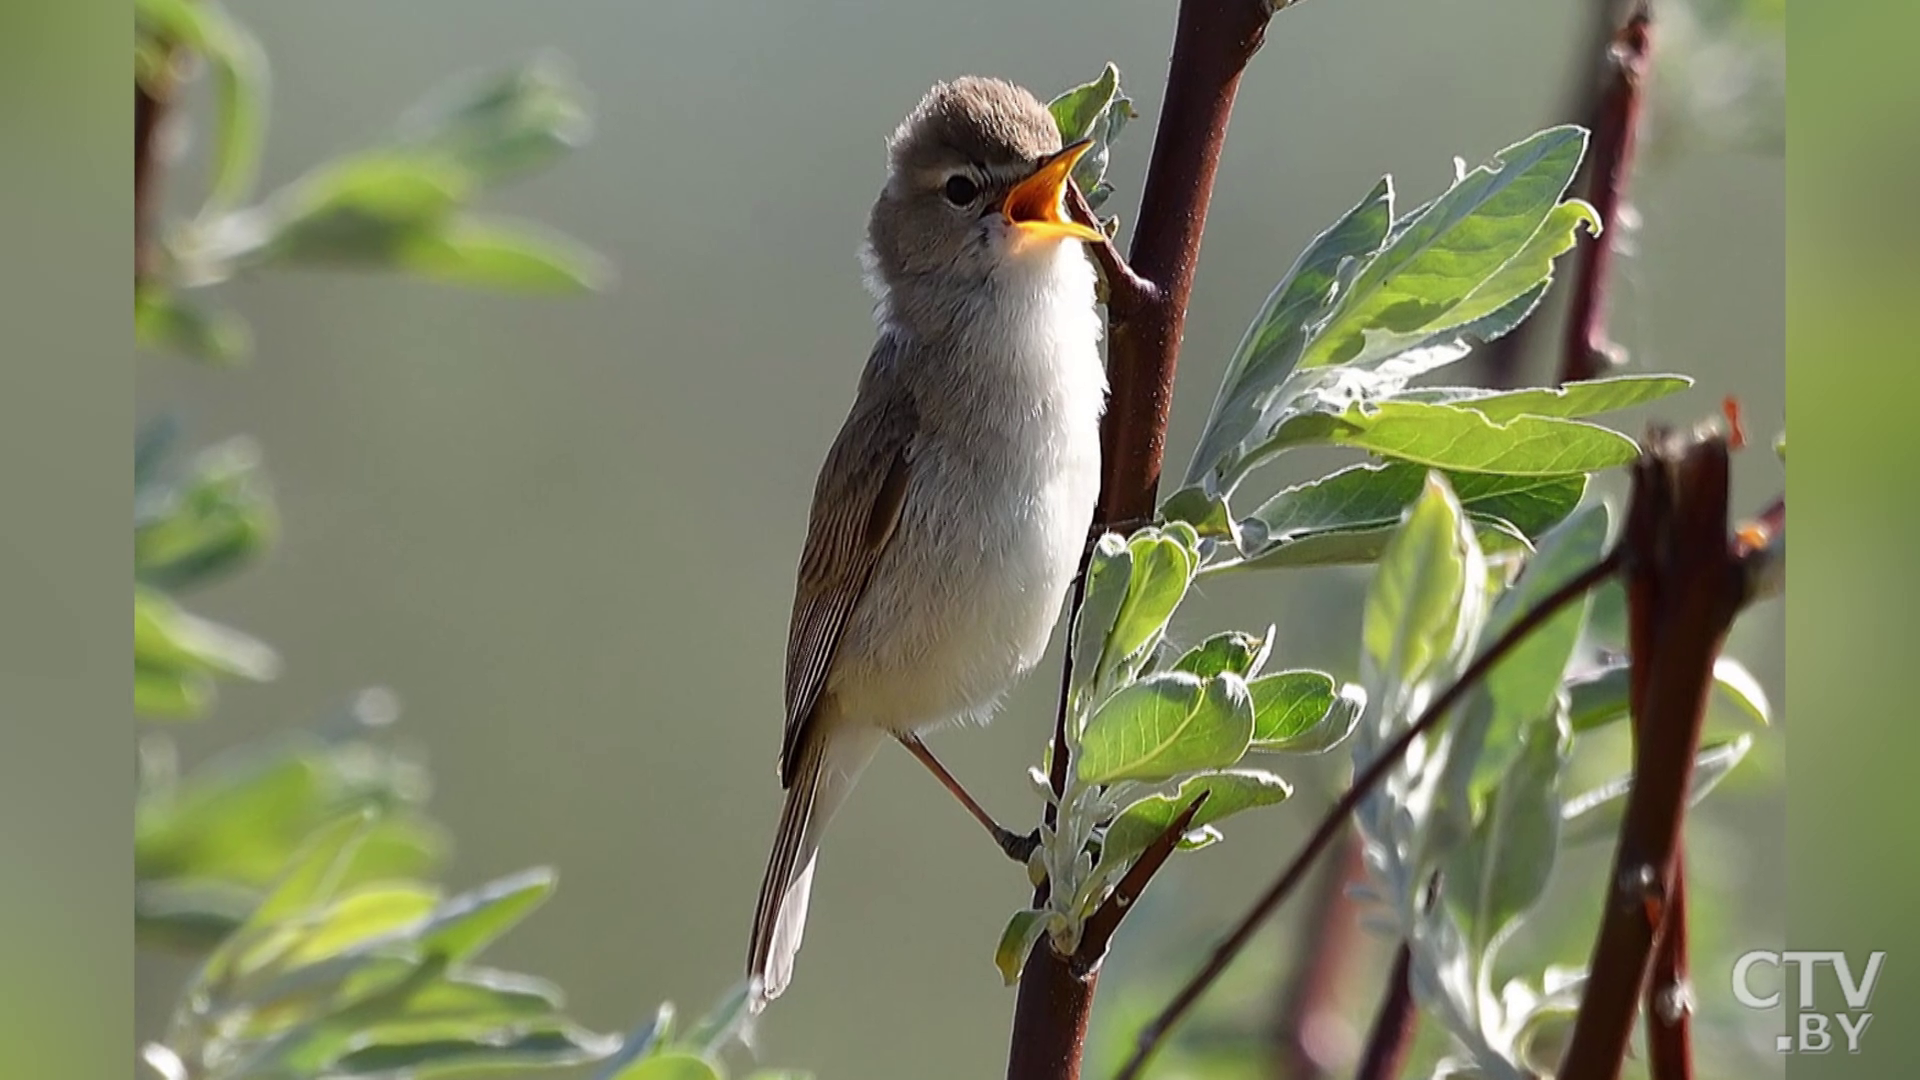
[747,726,879,1011]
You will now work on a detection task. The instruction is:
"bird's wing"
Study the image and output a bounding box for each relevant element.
[779,339,917,786]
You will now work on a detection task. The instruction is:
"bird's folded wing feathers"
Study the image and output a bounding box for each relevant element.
[780,342,916,785]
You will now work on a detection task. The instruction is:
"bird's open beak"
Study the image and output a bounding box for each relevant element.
[1002,140,1105,244]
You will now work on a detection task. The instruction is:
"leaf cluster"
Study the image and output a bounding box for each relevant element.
[1004,72,1761,1072]
[134,11,794,1080]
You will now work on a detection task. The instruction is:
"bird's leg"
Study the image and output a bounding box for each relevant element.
[895,734,1039,863]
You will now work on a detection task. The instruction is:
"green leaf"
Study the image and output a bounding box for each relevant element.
[1171,629,1272,680]
[1158,486,1238,543]
[414,868,556,963]
[274,884,444,971]
[674,982,752,1057]
[1470,504,1610,799]
[1092,529,1199,695]
[1077,672,1255,785]
[134,289,252,364]
[135,586,279,718]
[1245,671,1333,746]
[609,1053,723,1080]
[135,878,255,951]
[135,586,280,682]
[1710,657,1771,725]
[1047,63,1135,212]
[1363,474,1476,692]
[1562,735,1753,845]
[1433,197,1600,334]
[1566,663,1631,732]
[1069,533,1133,697]
[204,812,378,986]
[324,1022,616,1078]
[137,724,440,889]
[1565,658,1771,733]
[395,216,609,292]
[136,0,268,209]
[1186,178,1394,487]
[135,665,212,720]
[135,438,275,589]
[1248,673,1363,753]
[138,751,324,884]
[1048,64,1121,143]
[1399,375,1692,422]
[395,56,594,187]
[1231,514,1532,571]
[1319,402,1640,477]
[1445,713,1566,961]
[1300,126,1591,371]
[257,153,471,267]
[1101,769,1293,865]
[1514,1003,1579,1075]
[1585,578,1629,649]
[248,812,379,930]
[592,1004,676,1080]
[994,909,1051,986]
[1240,463,1586,557]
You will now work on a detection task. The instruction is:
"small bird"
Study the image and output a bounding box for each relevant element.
[747,76,1108,1006]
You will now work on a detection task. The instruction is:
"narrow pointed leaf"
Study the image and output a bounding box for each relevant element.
[1398,375,1692,422]
[1101,769,1293,865]
[1562,735,1754,845]
[1445,714,1566,960]
[1301,127,1590,371]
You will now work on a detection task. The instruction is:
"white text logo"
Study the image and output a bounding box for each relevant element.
[1732,950,1884,1054]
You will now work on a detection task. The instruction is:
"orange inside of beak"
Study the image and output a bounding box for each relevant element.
[1001,140,1105,244]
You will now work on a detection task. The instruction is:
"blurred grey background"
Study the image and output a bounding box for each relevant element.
[133,0,1783,1076]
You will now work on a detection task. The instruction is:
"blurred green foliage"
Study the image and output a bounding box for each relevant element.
[133,4,788,1078]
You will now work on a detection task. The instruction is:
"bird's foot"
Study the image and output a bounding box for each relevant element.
[994,826,1042,864]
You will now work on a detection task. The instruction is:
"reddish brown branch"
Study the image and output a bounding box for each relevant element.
[1097,0,1272,526]
[1010,4,1280,1078]
[1558,428,1745,1080]
[1116,553,1623,1080]
[1561,2,1653,384]
[1645,851,1692,1080]
[1352,945,1416,1080]
[1269,837,1365,1079]
[1076,792,1210,976]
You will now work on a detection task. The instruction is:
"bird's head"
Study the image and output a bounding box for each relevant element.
[865,77,1102,301]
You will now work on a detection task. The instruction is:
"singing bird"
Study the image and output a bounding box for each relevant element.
[748,77,1109,1006]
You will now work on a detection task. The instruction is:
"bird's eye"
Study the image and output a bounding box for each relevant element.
[943,174,980,206]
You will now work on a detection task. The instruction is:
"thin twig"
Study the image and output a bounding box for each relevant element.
[1074,792,1211,977]
[1067,184,1159,323]
[1352,945,1416,1080]
[1560,1,1653,384]
[1116,552,1625,1080]
[1558,428,1744,1079]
